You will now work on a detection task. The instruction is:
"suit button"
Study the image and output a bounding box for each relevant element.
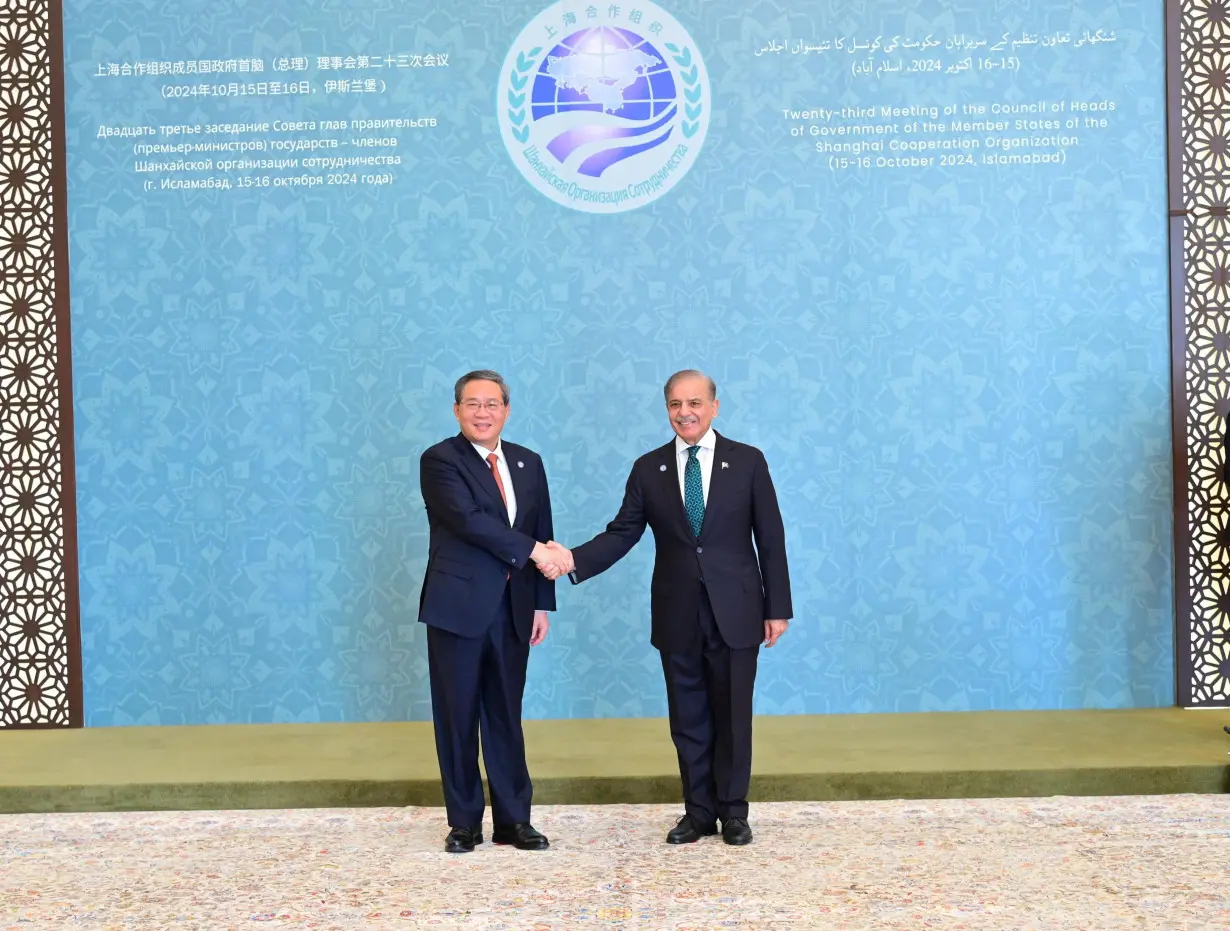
[696,547,703,554]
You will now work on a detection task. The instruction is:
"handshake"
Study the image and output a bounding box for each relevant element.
[530,541,574,580]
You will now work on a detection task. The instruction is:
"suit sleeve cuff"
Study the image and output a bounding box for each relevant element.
[508,534,537,569]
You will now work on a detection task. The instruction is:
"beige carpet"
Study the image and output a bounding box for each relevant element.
[3,797,1228,929]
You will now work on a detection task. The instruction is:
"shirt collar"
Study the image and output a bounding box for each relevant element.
[675,428,717,455]
[472,439,504,463]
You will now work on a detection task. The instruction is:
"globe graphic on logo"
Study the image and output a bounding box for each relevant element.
[531,26,678,179]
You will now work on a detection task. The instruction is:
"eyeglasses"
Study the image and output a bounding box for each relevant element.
[460,399,505,412]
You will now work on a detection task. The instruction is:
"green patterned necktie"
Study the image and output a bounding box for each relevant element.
[684,445,705,538]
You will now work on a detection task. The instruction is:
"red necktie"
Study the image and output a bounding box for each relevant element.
[488,453,511,580]
[487,453,508,507]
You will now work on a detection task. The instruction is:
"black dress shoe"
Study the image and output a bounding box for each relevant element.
[444,826,483,853]
[492,822,550,850]
[721,817,753,846]
[666,814,718,844]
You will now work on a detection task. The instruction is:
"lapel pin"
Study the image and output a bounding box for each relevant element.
[517,461,524,468]
[660,464,668,472]
[721,462,729,469]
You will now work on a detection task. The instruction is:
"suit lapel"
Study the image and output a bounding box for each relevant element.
[505,442,532,531]
[453,434,511,525]
[699,433,734,542]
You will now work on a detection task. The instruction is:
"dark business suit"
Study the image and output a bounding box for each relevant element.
[418,433,555,829]
[569,432,791,825]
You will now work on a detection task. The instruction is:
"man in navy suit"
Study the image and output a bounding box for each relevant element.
[418,370,562,853]
[545,370,792,846]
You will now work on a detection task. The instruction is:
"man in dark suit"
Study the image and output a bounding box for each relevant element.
[546,370,792,846]
[419,369,563,853]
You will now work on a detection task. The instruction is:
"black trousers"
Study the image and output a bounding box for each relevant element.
[659,585,759,825]
[426,589,532,829]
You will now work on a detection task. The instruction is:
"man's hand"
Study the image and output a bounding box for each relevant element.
[531,541,574,580]
[530,610,550,646]
[764,619,789,647]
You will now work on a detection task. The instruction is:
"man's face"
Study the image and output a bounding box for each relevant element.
[666,375,719,445]
[454,379,509,450]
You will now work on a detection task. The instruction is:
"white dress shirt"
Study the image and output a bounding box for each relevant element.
[674,428,716,506]
[473,440,517,526]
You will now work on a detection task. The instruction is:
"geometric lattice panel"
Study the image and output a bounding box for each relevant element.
[1181,0,1230,705]
[0,0,81,727]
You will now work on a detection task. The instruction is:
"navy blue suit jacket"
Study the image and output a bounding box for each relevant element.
[570,432,792,652]
[418,433,556,642]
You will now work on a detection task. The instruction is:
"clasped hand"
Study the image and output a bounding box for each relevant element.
[531,541,574,580]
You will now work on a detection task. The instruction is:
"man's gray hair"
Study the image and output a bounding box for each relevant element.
[663,369,717,403]
[454,369,510,405]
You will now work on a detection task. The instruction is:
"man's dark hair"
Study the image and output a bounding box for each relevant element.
[454,369,510,405]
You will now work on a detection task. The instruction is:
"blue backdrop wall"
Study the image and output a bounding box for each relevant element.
[63,0,1174,724]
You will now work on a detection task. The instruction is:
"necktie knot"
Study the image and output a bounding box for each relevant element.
[487,452,499,468]
[687,445,700,460]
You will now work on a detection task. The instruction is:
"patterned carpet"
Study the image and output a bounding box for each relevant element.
[2,797,1228,929]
